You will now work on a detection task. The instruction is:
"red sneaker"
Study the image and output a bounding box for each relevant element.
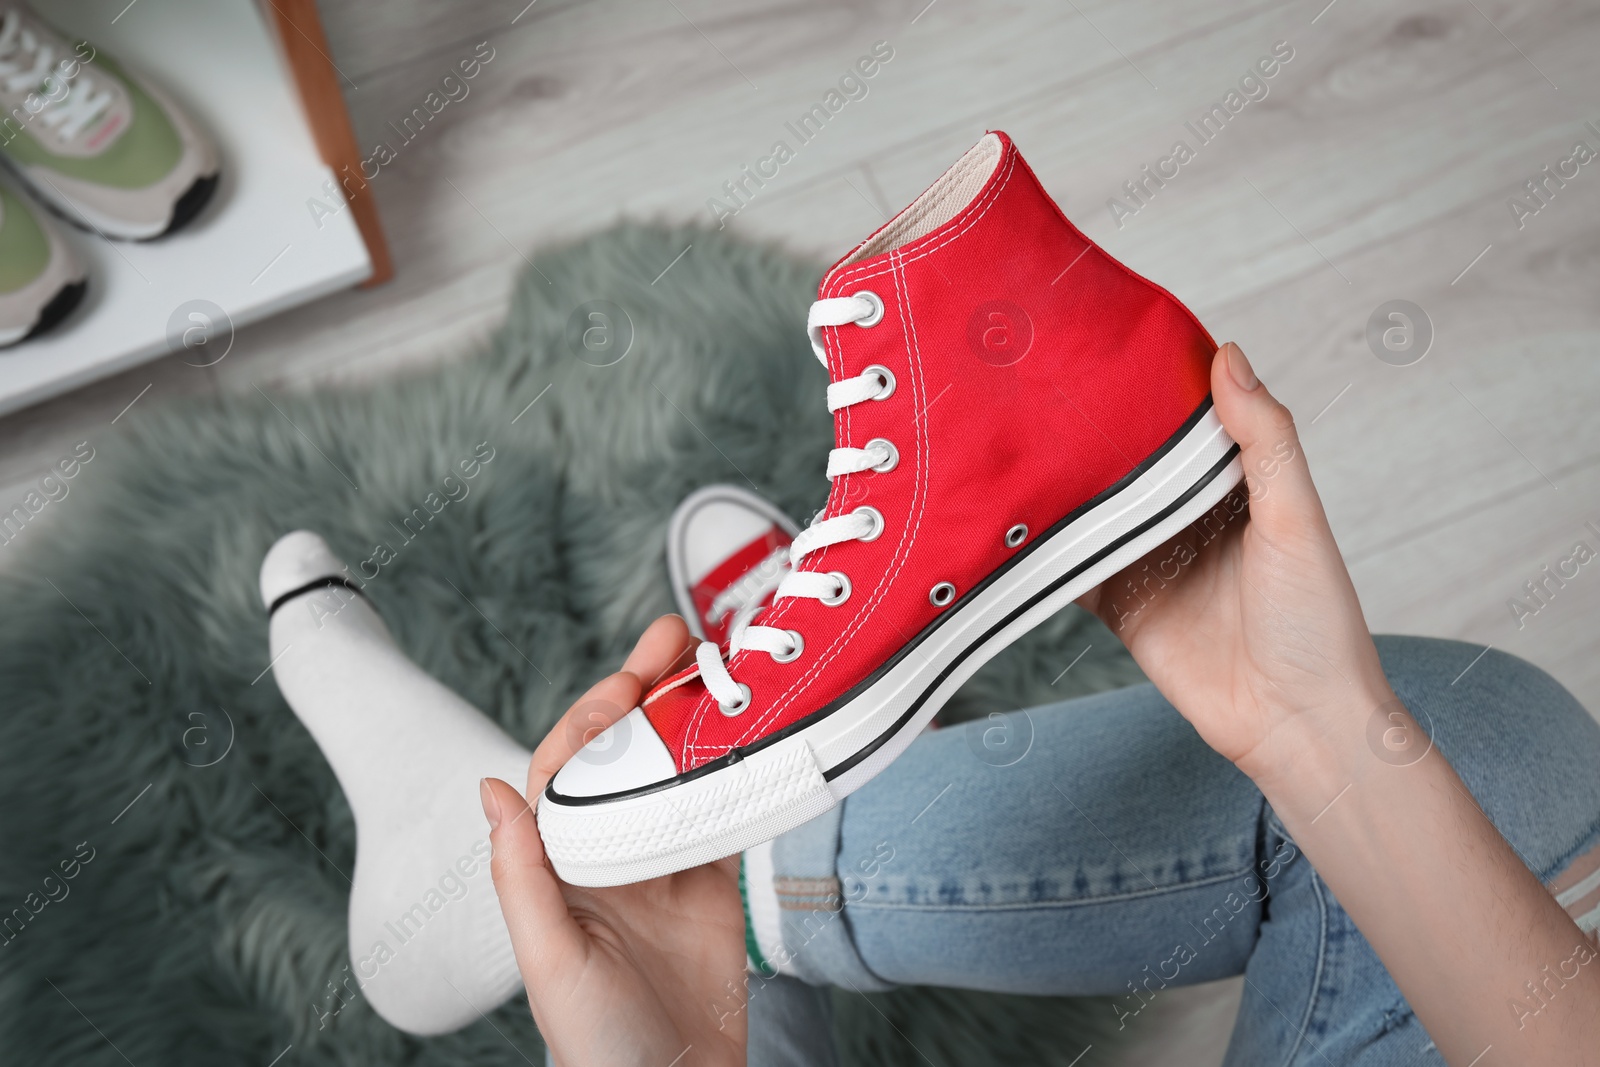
[667,484,799,646]
[540,132,1243,886]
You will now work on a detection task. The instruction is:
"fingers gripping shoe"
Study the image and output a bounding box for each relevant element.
[667,484,799,646]
[540,132,1244,886]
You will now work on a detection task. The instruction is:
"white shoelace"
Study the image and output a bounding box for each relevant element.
[706,543,791,632]
[0,12,114,142]
[696,292,893,714]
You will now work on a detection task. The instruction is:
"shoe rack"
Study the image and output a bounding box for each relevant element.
[0,0,387,417]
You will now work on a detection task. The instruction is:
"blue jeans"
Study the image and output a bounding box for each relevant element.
[746,637,1600,1066]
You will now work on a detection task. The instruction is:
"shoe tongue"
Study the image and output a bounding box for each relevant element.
[826,132,1007,281]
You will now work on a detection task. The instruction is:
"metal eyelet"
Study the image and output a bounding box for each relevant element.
[770,631,804,664]
[854,290,885,327]
[820,571,852,606]
[718,683,753,717]
[929,581,956,607]
[853,505,884,542]
[865,437,898,473]
[1005,523,1028,548]
[862,364,896,401]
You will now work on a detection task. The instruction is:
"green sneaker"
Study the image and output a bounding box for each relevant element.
[0,4,218,240]
[0,175,85,346]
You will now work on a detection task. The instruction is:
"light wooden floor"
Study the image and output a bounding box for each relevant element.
[1,0,1596,1058]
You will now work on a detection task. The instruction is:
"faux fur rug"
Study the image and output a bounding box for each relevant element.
[0,224,1143,1065]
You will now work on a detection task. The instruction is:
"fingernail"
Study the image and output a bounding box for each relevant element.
[479,778,501,830]
[1226,344,1259,391]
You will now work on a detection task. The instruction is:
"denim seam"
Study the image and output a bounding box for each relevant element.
[845,861,1260,912]
[837,906,896,990]
[1261,801,1600,1063]
[1278,866,1331,1067]
[1265,808,1290,842]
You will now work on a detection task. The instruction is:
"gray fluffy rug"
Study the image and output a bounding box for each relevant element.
[0,224,1143,1065]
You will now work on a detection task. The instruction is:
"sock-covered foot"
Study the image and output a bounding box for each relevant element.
[260,531,531,1036]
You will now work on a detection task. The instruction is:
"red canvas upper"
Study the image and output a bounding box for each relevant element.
[645,131,1215,772]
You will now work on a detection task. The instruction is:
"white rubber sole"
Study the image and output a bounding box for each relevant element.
[540,406,1242,887]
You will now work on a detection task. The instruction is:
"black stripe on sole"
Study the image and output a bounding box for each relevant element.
[823,441,1240,782]
[547,395,1232,809]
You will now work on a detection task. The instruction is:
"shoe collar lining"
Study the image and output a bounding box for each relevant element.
[834,132,1004,271]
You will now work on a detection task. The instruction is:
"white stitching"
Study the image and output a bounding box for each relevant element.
[838,140,1003,269]
[730,248,931,744]
[680,308,858,763]
[722,257,921,743]
[823,148,1019,293]
[679,145,1020,766]
[840,143,1214,350]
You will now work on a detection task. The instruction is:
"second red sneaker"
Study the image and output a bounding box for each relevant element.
[667,484,799,646]
[539,131,1243,886]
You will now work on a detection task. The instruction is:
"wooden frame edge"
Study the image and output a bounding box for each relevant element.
[263,0,393,288]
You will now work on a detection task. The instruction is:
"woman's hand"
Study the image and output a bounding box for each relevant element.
[481,615,747,1067]
[1077,343,1395,790]
[1081,344,1600,1066]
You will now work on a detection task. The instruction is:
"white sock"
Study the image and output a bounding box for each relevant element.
[260,531,531,1036]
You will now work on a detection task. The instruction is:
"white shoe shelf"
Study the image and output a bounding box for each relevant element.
[0,0,380,417]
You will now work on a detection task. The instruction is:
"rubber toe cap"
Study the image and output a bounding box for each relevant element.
[548,707,678,800]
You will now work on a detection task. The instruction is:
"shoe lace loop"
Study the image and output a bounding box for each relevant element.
[696,294,890,712]
[0,11,114,143]
[705,543,790,631]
